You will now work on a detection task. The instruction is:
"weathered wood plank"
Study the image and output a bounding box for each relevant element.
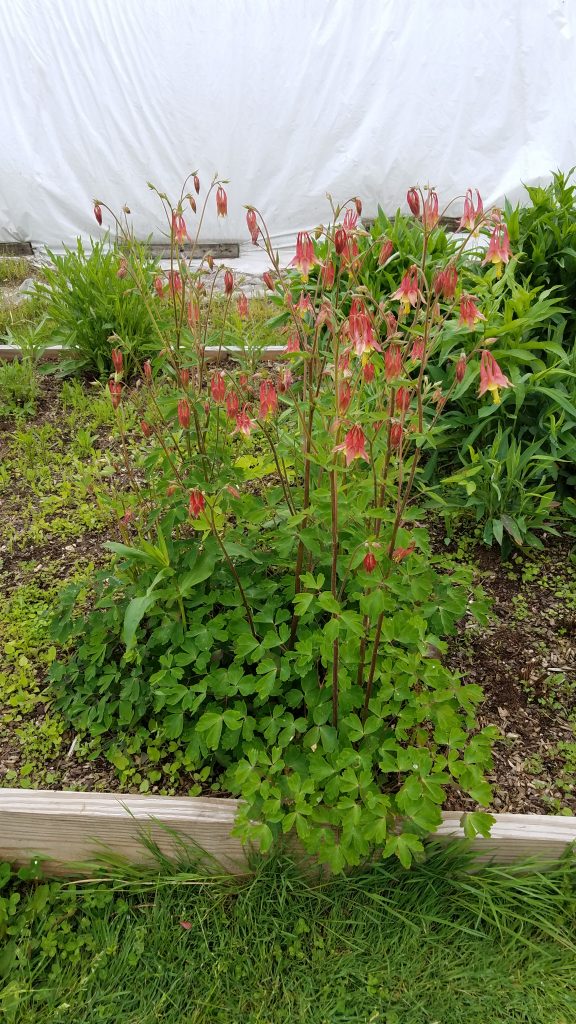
[1,789,575,877]
[147,242,240,260]
[0,242,34,257]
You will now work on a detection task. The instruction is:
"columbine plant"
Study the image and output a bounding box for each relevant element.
[51,179,513,871]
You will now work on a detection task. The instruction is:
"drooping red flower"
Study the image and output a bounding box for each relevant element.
[111,348,123,374]
[224,269,234,295]
[455,352,467,383]
[343,209,358,232]
[278,368,293,392]
[384,311,397,337]
[189,489,205,518]
[459,293,485,329]
[211,372,226,403]
[334,227,347,255]
[108,380,122,409]
[194,174,200,194]
[295,292,313,317]
[246,208,259,244]
[483,223,512,275]
[348,299,381,358]
[433,264,458,300]
[187,299,200,328]
[226,390,239,418]
[338,381,352,414]
[233,405,254,436]
[363,551,377,573]
[143,359,152,381]
[385,343,403,381]
[259,380,278,419]
[168,271,182,296]
[154,276,164,298]
[378,239,394,266]
[410,338,425,361]
[291,231,316,278]
[363,361,375,383]
[172,212,187,245]
[321,260,335,289]
[389,421,403,448]
[285,332,300,353]
[141,419,152,438]
[262,271,275,290]
[422,189,439,231]
[333,424,370,466]
[479,349,512,404]
[392,265,419,314]
[177,399,191,428]
[94,202,103,226]
[407,188,420,217]
[340,235,359,269]
[395,386,411,413]
[189,196,197,214]
[179,368,190,388]
[216,186,228,217]
[237,293,249,318]
[392,542,415,562]
[459,189,483,232]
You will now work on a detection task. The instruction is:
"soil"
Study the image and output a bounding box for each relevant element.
[1,377,576,814]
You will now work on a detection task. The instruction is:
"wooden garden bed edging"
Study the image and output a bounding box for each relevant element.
[1,789,575,877]
[0,345,286,364]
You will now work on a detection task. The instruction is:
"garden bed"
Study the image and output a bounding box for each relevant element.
[1,378,575,817]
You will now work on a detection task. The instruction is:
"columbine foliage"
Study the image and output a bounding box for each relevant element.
[51,178,506,871]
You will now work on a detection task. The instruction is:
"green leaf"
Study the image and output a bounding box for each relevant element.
[122,593,158,649]
[462,811,496,839]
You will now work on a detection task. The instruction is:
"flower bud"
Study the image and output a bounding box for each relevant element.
[378,240,393,266]
[194,174,200,194]
[226,391,239,418]
[395,386,411,413]
[355,197,363,217]
[189,196,197,214]
[407,188,420,217]
[206,253,214,270]
[334,227,347,255]
[216,186,228,217]
[224,269,234,295]
[321,260,335,289]
[455,352,467,383]
[111,348,123,374]
[363,551,377,573]
[141,419,152,437]
[189,489,205,517]
[143,360,152,381]
[237,294,249,318]
[166,483,179,497]
[180,368,190,388]
[363,361,375,383]
[211,372,226,403]
[390,421,403,448]
[246,208,259,244]
[108,380,122,409]
[154,276,164,298]
[94,202,103,226]
[263,271,275,290]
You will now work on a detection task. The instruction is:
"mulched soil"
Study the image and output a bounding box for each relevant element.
[1,377,576,813]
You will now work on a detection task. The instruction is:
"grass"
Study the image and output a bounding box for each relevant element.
[2,845,576,1023]
[0,257,30,284]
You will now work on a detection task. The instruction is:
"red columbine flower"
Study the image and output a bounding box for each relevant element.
[393,543,415,562]
[259,380,278,419]
[321,260,335,289]
[340,235,359,269]
[143,359,152,382]
[194,174,200,194]
[154,276,164,298]
[285,332,300,353]
[172,212,187,245]
[291,231,316,278]
[407,188,420,217]
[338,381,352,414]
[483,223,512,275]
[479,349,512,404]
[179,368,190,388]
[94,202,103,226]
[333,424,370,466]
[363,551,377,573]
[295,292,313,317]
[108,380,122,409]
[459,188,483,232]
[111,348,123,374]
[343,209,358,232]
[433,264,458,300]
[211,372,226,403]
[384,312,398,337]
[226,391,239,418]
[422,189,439,231]
[141,419,152,438]
[390,421,403,448]
[392,266,419,314]
[334,227,347,255]
[455,352,467,383]
[177,399,190,428]
[224,269,234,295]
[378,239,394,266]
[189,489,205,518]
[168,271,182,296]
[237,294,249,318]
[459,293,485,329]
[233,405,254,436]
[246,208,258,243]
[410,338,425,361]
[263,271,275,290]
[385,343,403,381]
[278,368,293,392]
[216,186,228,217]
[187,299,200,328]
[348,299,381,358]
[363,361,375,383]
[395,386,411,413]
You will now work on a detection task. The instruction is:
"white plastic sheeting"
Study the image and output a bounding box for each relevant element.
[1,0,576,251]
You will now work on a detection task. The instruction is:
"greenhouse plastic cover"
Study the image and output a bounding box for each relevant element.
[1,0,576,253]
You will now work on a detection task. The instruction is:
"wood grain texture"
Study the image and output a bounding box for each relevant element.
[1,789,575,877]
